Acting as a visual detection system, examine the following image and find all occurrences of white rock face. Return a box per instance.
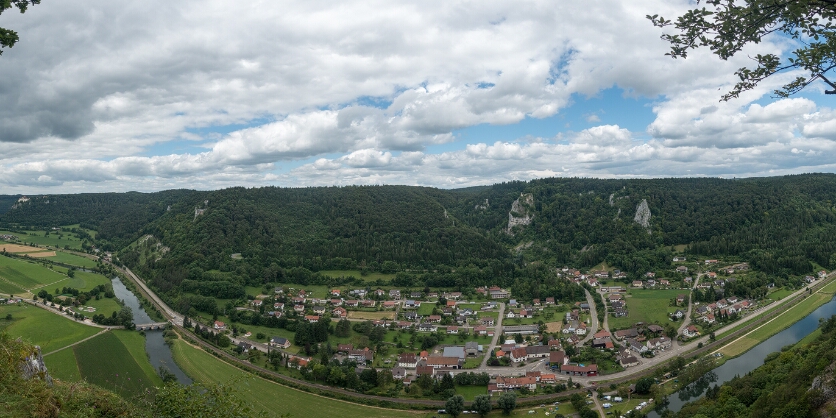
[634,199,651,230]
[506,193,534,235]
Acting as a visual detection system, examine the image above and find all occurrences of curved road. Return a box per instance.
[580,289,598,343]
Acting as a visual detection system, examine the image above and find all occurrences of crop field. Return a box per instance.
[0,254,68,291]
[348,310,395,320]
[0,304,100,354]
[73,331,159,400]
[609,289,682,330]
[170,338,424,418]
[0,243,46,253]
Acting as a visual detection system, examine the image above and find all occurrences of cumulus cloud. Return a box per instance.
[0,0,834,192]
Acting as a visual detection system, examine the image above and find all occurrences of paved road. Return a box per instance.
[580,289,598,343]
[480,302,505,368]
[677,272,702,337]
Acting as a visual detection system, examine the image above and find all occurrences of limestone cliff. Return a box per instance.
[506,193,534,235]
[634,199,651,232]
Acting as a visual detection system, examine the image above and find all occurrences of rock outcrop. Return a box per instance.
[634,199,651,231]
[506,193,534,235]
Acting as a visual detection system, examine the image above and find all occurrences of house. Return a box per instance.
[676,266,688,273]
[819,270,828,279]
[505,310,516,319]
[447,326,459,334]
[418,323,437,332]
[671,309,685,319]
[701,314,716,324]
[647,324,664,334]
[510,347,528,363]
[489,286,510,299]
[425,356,463,369]
[330,298,342,306]
[660,279,671,287]
[533,298,541,306]
[427,315,442,323]
[397,321,413,329]
[331,289,341,297]
[348,348,374,363]
[270,337,291,349]
[608,293,623,302]
[684,276,693,284]
[288,356,309,369]
[617,349,640,367]
[626,338,646,354]
[375,288,386,297]
[274,302,285,310]
[474,325,488,335]
[559,364,598,376]
[398,353,418,368]
[676,294,686,305]
[465,341,479,356]
[213,321,226,330]
[305,315,320,323]
[360,300,376,308]
[480,317,496,326]
[673,256,687,262]
[549,351,568,367]
[645,272,656,278]
[545,297,555,305]
[313,306,326,315]
[337,344,353,353]
[332,307,347,318]
[541,373,557,384]
[383,301,397,309]
[444,292,462,300]
[614,328,638,340]
[442,307,454,316]
[548,339,562,350]
[251,299,263,308]
[705,259,718,265]
[236,342,253,353]
[632,281,644,288]
[389,289,401,300]
[683,325,700,338]
[391,366,406,380]
[404,300,420,309]
[647,337,672,351]
[495,376,537,391]
[416,365,435,376]
[403,311,418,321]
[345,300,360,307]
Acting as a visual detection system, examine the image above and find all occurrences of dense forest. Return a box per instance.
[675,315,836,417]
[2,175,836,305]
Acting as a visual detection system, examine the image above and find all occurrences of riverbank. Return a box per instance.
[718,278,836,358]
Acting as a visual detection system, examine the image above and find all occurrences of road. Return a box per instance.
[480,302,505,368]
[580,289,598,343]
[676,272,702,337]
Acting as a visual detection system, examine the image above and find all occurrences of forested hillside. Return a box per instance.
[2,175,836,304]
[0,195,19,216]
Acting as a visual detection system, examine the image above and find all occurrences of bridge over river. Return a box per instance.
[135,322,168,330]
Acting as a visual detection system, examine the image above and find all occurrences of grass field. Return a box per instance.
[48,251,100,269]
[417,303,436,315]
[0,229,85,249]
[720,279,836,357]
[112,330,164,388]
[63,270,112,291]
[44,346,82,381]
[74,331,158,400]
[170,338,424,418]
[71,297,123,318]
[610,289,682,329]
[0,254,68,292]
[454,384,486,400]
[0,304,100,353]
[767,288,794,301]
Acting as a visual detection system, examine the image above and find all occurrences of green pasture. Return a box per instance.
[170,338,423,418]
[0,254,68,291]
[454,384,486,401]
[44,346,82,381]
[0,304,100,353]
[48,251,100,269]
[70,297,125,319]
[767,288,794,301]
[112,330,164,387]
[609,289,682,330]
[417,303,436,315]
[0,229,85,249]
[73,331,159,400]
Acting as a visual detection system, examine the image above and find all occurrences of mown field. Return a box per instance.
[73,331,160,400]
[0,304,99,353]
[609,289,682,330]
[48,251,100,268]
[0,229,85,249]
[0,254,68,293]
[169,338,425,418]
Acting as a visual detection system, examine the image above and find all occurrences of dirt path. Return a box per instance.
[43,329,109,356]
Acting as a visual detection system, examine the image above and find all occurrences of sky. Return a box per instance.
[1,0,835,194]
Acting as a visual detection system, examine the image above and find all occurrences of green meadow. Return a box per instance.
[48,251,100,269]
[610,289,683,330]
[0,304,99,353]
[170,338,424,418]
[73,331,161,400]
[0,229,85,249]
[0,254,68,292]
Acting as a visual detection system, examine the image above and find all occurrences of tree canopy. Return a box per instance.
[0,1,39,55]
[649,0,836,100]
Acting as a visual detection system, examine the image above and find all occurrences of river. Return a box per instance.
[111,277,192,385]
[648,295,836,417]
